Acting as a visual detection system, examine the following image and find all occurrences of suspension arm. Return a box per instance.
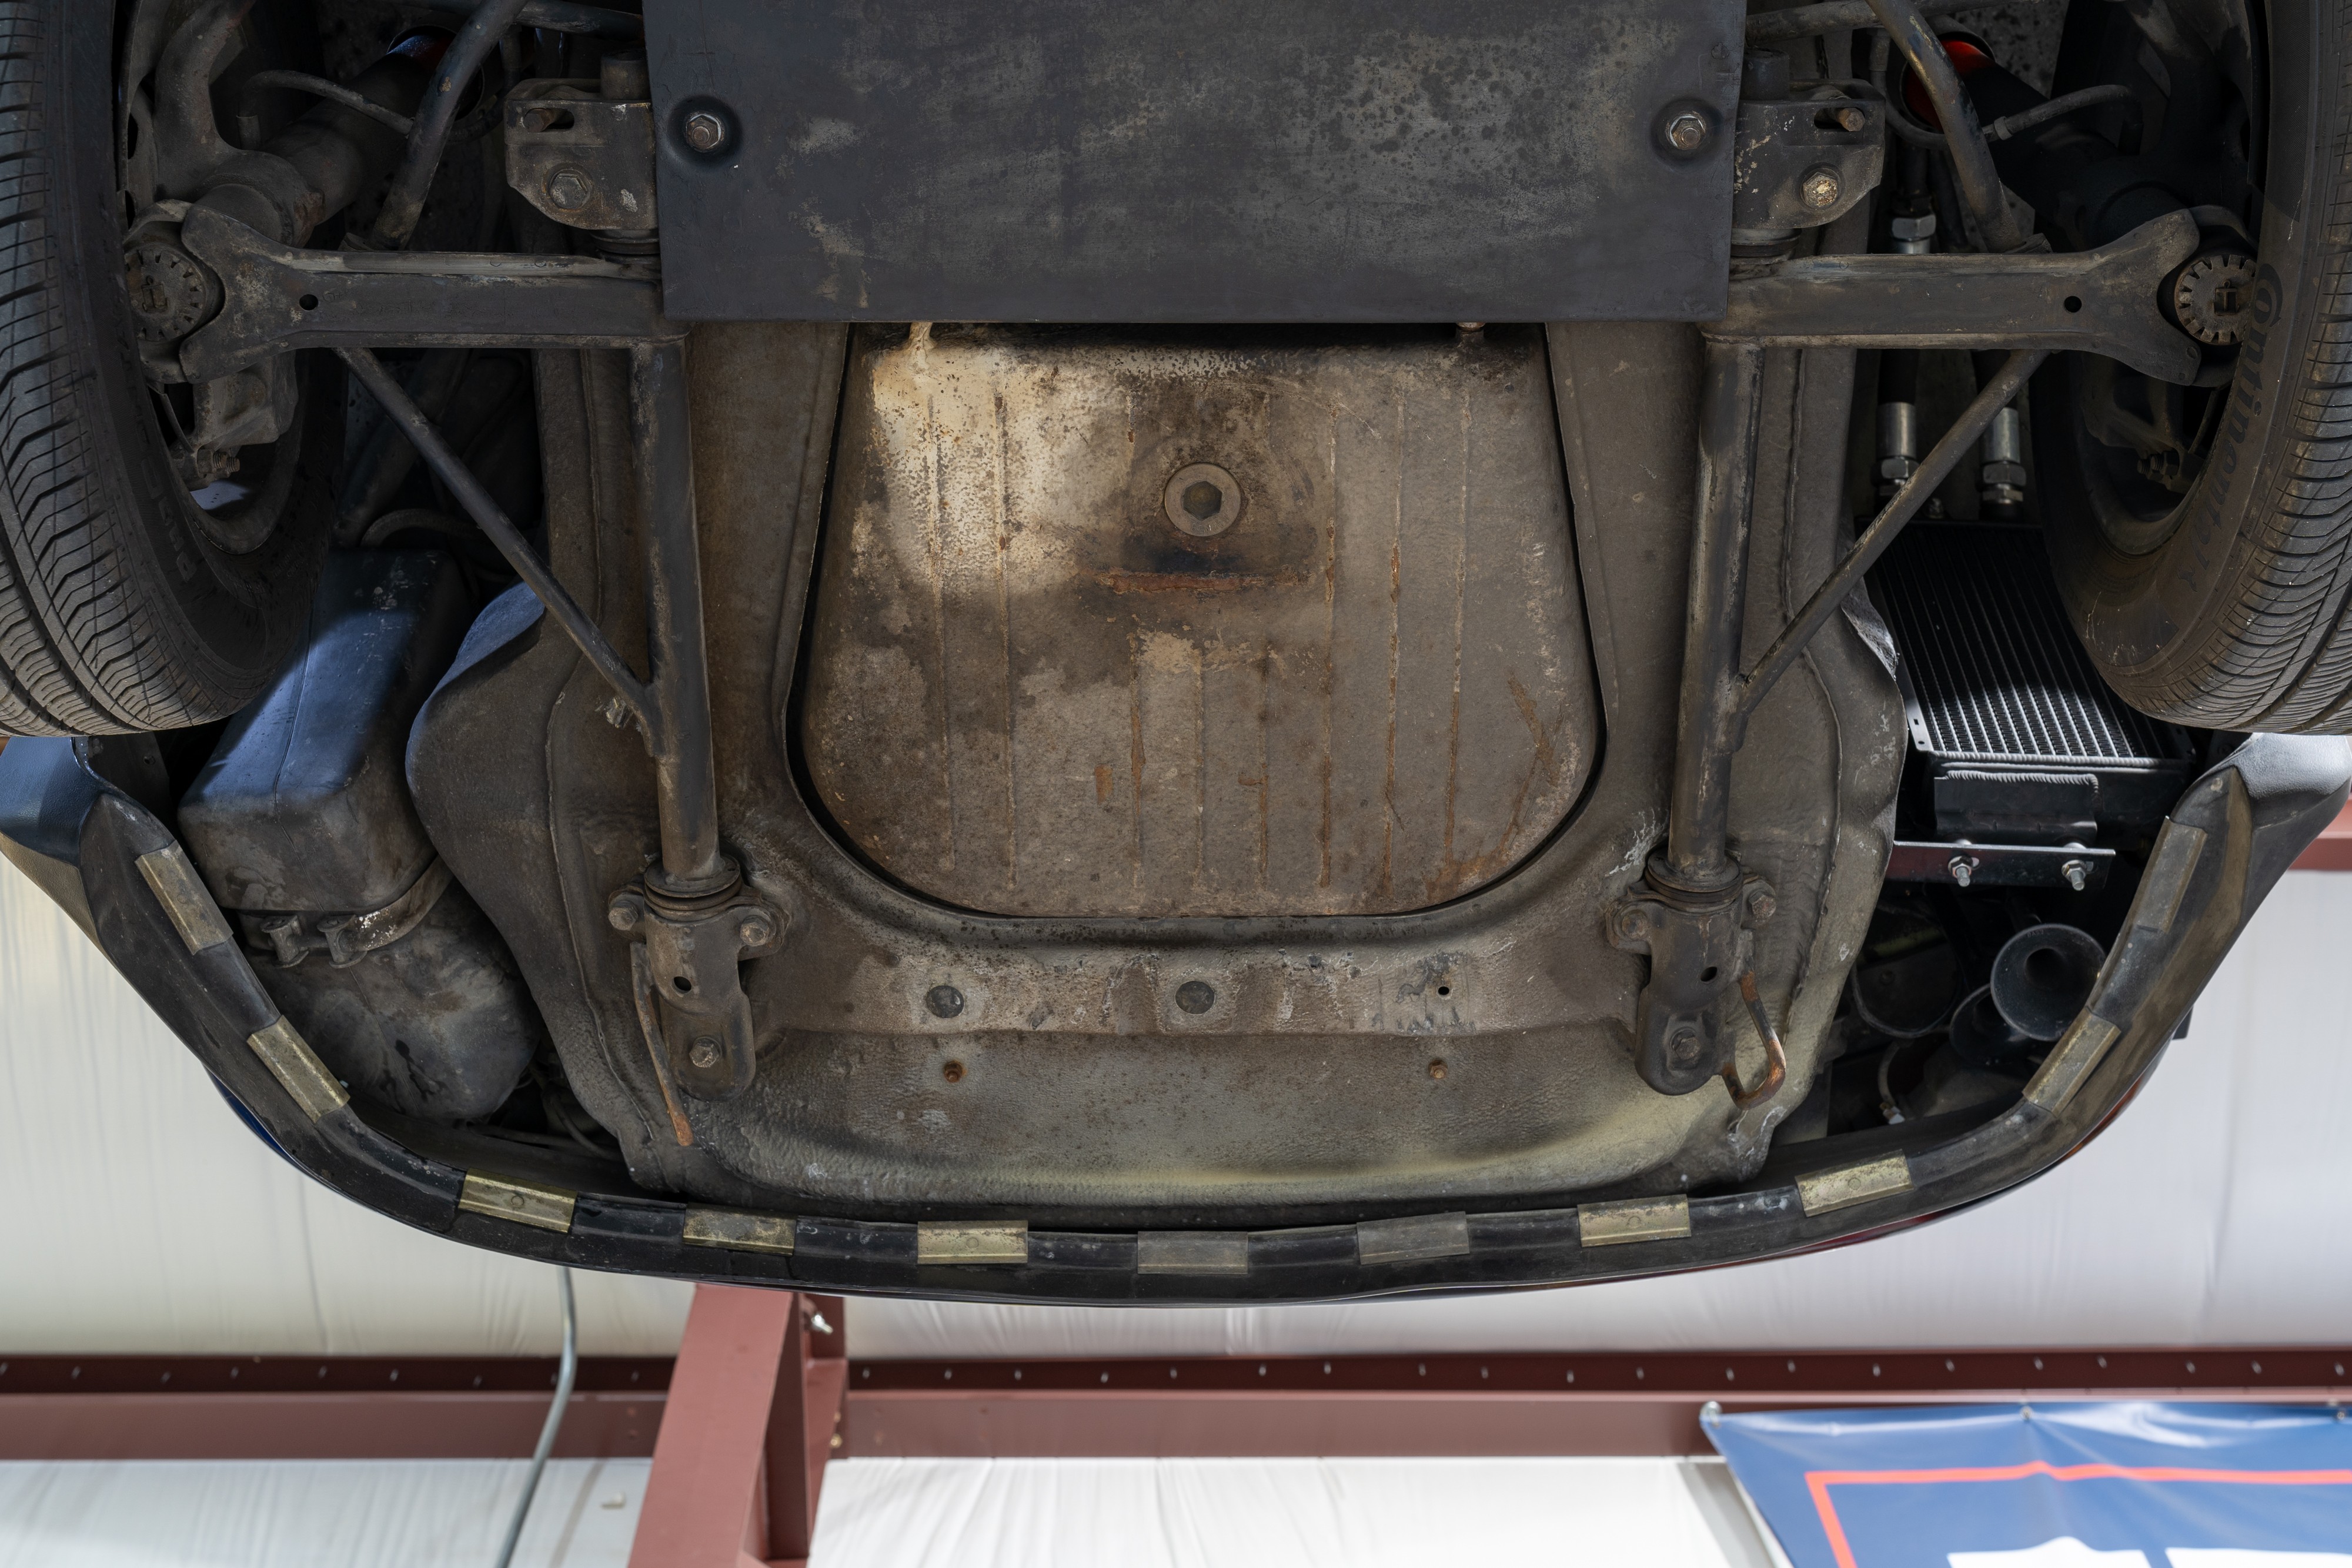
[178,206,677,382]
[1713,209,2203,383]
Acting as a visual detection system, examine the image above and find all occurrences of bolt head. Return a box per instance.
[1800,167,1842,210]
[737,909,776,947]
[1665,111,1709,153]
[1746,885,1776,923]
[1613,905,1650,941]
[544,166,594,211]
[688,1037,722,1069]
[1666,1024,1705,1068]
[683,110,727,152]
[1175,979,1217,1015]
[925,984,965,1019]
[607,899,642,932]
[1838,106,1868,132]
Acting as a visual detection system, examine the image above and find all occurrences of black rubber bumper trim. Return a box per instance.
[1,733,2341,1305]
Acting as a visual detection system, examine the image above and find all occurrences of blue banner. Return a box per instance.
[1707,1403,2352,1568]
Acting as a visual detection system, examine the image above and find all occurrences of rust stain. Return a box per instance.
[996,392,1016,888]
[924,393,955,873]
[1319,414,1338,891]
[1095,764,1114,805]
[1128,630,1144,892]
[1506,672,1564,788]
[1380,399,1402,902]
[1090,569,1301,596]
[1442,392,1468,871]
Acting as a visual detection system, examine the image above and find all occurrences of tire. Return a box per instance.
[2039,0,2352,732]
[0,1,331,737]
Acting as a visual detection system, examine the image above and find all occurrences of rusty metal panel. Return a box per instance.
[797,324,1597,918]
[643,0,1744,322]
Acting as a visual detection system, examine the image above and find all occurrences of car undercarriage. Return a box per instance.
[1,0,2348,1302]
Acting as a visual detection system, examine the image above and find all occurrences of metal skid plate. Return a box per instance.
[643,0,1744,322]
[799,325,1598,918]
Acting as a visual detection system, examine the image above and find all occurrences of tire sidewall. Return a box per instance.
[2044,0,2331,723]
[52,1,330,720]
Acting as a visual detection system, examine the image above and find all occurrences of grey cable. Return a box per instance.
[242,70,415,136]
[494,1267,577,1568]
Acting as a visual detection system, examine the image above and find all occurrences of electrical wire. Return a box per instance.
[493,1267,577,1568]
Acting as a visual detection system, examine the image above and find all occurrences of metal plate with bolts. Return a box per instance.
[643,0,1745,322]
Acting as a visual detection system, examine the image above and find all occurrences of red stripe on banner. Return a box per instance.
[1803,1462,2352,1568]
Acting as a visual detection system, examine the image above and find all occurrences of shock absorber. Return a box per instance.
[1876,145,1933,504]
[1975,350,2029,519]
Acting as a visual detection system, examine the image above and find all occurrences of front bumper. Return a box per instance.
[2,731,2343,1304]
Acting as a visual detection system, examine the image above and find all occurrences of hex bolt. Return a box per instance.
[1665,111,1709,153]
[2061,859,2090,892]
[688,1036,722,1069]
[1745,885,1776,924]
[1175,979,1217,1015]
[607,898,642,932]
[1801,167,1842,211]
[1666,1023,1704,1068]
[925,984,965,1019]
[1836,106,1868,132]
[737,909,776,947]
[1428,1058,1448,1081]
[1613,905,1650,942]
[544,167,594,211]
[1949,855,1977,889]
[683,110,727,152]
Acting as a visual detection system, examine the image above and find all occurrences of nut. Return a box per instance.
[1836,106,1868,132]
[544,166,594,212]
[2061,858,2090,892]
[2172,251,2257,347]
[1664,110,1709,153]
[688,1036,722,1069]
[1800,166,1842,211]
[683,109,727,152]
[1949,855,1977,889]
[1162,463,1242,538]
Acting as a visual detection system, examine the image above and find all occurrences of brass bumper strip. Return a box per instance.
[1355,1212,1472,1266]
[1577,1195,1692,1247]
[457,1171,577,1234]
[137,846,233,954]
[245,1017,350,1121]
[2026,1014,2123,1114]
[682,1208,796,1255]
[1796,1154,1914,1216]
[916,1221,1029,1266]
[1137,1231,1251,1275]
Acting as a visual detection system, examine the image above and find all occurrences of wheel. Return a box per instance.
[0,0,333,737]
[2030,0,2352,732]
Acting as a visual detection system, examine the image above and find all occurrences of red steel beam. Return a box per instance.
[843,1347,2352,1460]
[626,1286,845,1568]
[3,1345,2343,1465]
